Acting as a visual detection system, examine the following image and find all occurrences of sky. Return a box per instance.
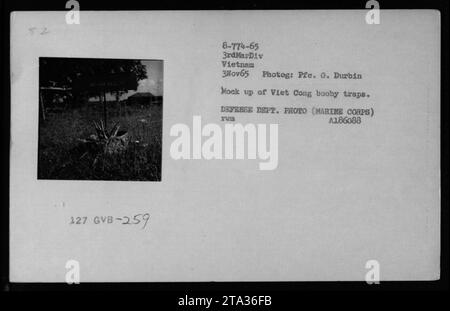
[129,60,163,97]
[90,60,163,101]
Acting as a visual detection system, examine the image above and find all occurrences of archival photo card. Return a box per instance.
[10,10,441,283]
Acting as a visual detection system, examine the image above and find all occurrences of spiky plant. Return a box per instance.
[93,120,121,140]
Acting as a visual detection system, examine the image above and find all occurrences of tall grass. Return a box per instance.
[38,103,162,181]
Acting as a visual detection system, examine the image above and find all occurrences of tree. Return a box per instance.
[39,58,147,128]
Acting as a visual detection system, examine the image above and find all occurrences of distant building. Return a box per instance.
[127,92,162,106]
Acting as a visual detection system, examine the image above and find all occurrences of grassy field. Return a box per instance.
[38,103,162,181]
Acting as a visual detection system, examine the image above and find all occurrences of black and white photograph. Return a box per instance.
[38,57,163,181]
